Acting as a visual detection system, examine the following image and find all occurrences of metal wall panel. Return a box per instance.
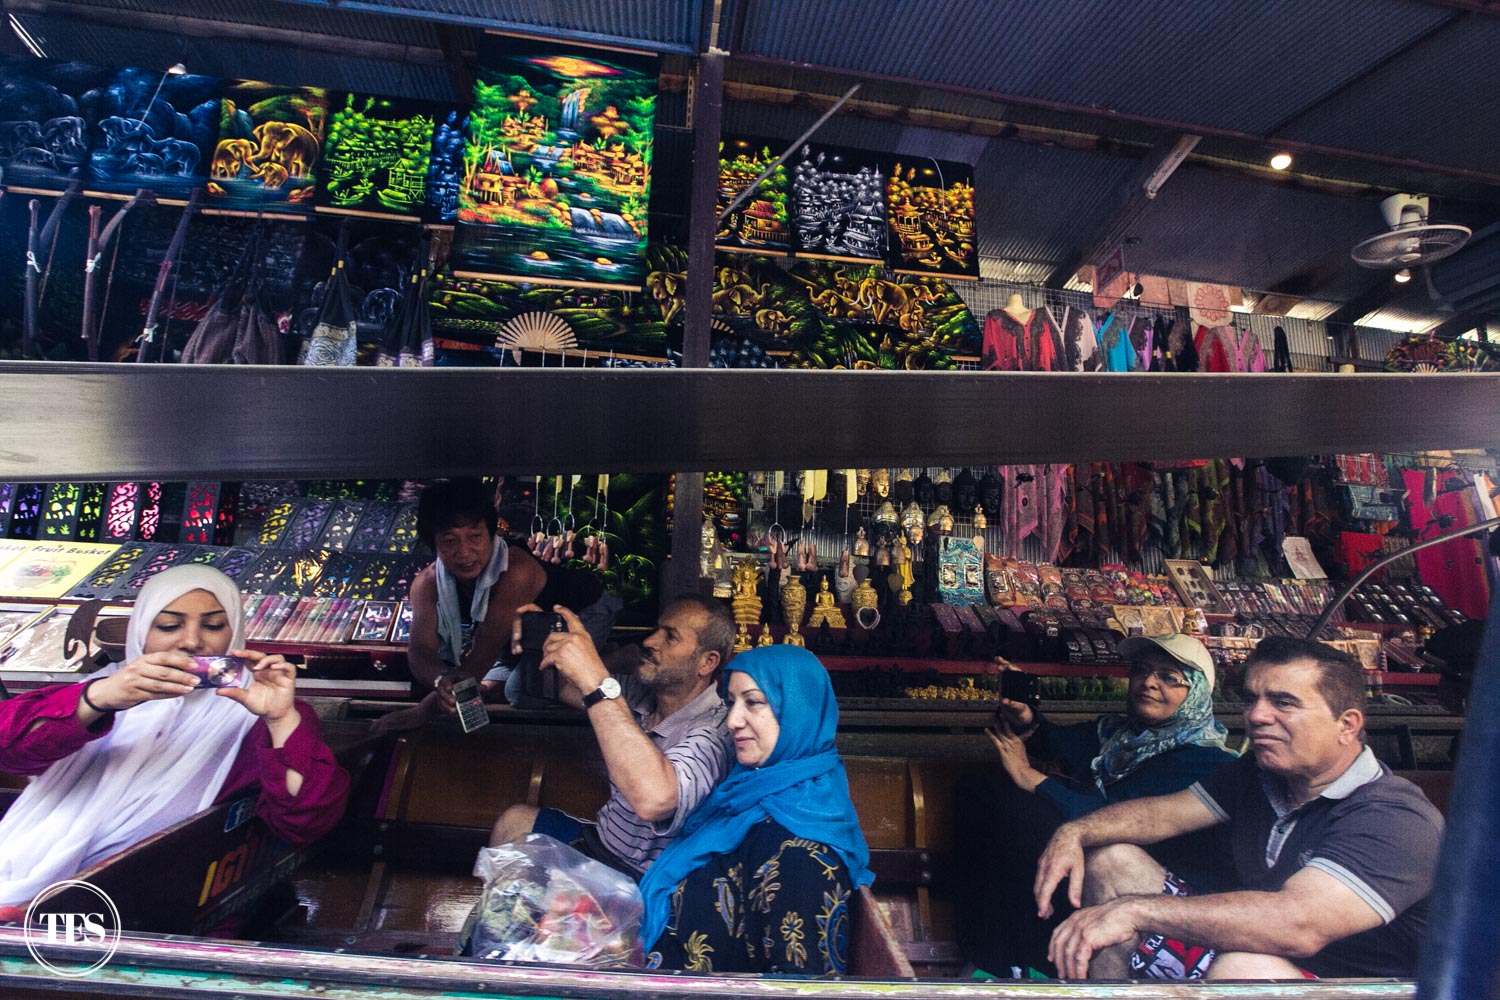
[53,0,457,47]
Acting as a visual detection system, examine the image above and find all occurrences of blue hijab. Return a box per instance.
[637,645,873,951]
[1090,662,1230,794]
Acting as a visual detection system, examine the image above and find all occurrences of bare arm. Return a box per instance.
[407,556,546,709]
[1035,787,1219,917]
[1048,867,1384,978]
[404,568,449,689]
[541,606,680,823]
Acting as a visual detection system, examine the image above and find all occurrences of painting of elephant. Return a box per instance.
[208,82,327,211]
[252,121,319,179]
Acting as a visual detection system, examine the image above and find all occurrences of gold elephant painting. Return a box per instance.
[209,81,328,213]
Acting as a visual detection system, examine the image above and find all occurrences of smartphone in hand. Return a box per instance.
[999,669,1041,711]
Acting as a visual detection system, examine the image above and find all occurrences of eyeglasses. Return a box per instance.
[1126,664,1190,688]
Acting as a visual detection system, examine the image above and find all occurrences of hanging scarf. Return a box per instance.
[638,646,872,951]
[1272,325,1293,372]
[434,536,509,667]
[1091,659,1229,793]
[0,566,258,906]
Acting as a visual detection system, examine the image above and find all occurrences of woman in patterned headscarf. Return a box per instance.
[639,645,872,975]
[955,634,1233,978]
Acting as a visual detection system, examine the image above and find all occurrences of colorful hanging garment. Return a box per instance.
[1097,313,1139,372]
[1202,325,1267,373]
[981,305,1065,371]
[1059,306,1102,372]
[1127,316,1155,372]
[1169,317,1199,372]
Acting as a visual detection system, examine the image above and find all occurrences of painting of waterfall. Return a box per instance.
[451,37,656,290]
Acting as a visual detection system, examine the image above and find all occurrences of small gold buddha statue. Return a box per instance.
[805,575,846,629]
[781,572,807,626]
[756,623,774,647]
[733,620,753,653]
[730,557,763,626]
[782,617,806,647]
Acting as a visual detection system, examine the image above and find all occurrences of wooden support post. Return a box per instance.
[663,46,725,599]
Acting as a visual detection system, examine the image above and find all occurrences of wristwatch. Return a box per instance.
[582,676,622,708]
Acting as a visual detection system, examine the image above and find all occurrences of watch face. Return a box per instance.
[600,677,622,698]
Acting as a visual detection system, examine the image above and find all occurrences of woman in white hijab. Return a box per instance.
[0,565,349,909]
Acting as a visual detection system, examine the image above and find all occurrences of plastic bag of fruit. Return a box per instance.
[463,833,643,968]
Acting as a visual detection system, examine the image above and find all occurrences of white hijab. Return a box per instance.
[0,565,259,905]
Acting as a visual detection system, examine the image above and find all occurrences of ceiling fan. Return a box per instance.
[1351,193,1471,268]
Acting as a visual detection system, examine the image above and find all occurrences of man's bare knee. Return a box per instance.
[489,804,539,846]
[1207,952,1306,980]
[1082,843,1165,907]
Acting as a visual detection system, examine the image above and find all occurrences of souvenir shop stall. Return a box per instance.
[2,2,1500,994]
[0,39,1495,760]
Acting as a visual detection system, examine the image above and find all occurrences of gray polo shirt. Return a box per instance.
[595,674,733,876]
[1191,746,1443,978]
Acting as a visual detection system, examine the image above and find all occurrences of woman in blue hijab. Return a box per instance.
[639,645,872,975]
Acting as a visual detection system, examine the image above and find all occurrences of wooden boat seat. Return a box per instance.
[361,725,1455,978]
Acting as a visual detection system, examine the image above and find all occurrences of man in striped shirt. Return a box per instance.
[490,595,735,878]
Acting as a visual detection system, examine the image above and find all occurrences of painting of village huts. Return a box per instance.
[885,157,978,280]
[316,93,435,220]
[451,38,656,289]
[716,134,791,254]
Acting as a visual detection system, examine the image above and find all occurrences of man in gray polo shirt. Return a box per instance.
[1033,635,1443,980]
[489,595,735,878]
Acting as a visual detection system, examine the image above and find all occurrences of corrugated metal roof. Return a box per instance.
[293,0,700,52]
[13,13,456,101]
[1278,14,1500,176]
[733,0,1456,136]
[56,0,458,48]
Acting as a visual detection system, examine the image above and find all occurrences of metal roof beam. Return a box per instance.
[4,0,450,68]
[1045,133,1200,288]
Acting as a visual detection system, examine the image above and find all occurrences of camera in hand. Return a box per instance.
[999,669,1041,711]
[515,611,569,702]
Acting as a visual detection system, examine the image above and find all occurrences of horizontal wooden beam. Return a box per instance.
[0,364,1496,482]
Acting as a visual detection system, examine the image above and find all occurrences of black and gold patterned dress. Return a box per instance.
[649,817,852,975]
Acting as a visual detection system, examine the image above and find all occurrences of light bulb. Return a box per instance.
[1269,152,1292,171]
[1394,268,1412,283]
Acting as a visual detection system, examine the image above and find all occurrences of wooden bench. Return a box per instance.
[292,720,1454,978]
